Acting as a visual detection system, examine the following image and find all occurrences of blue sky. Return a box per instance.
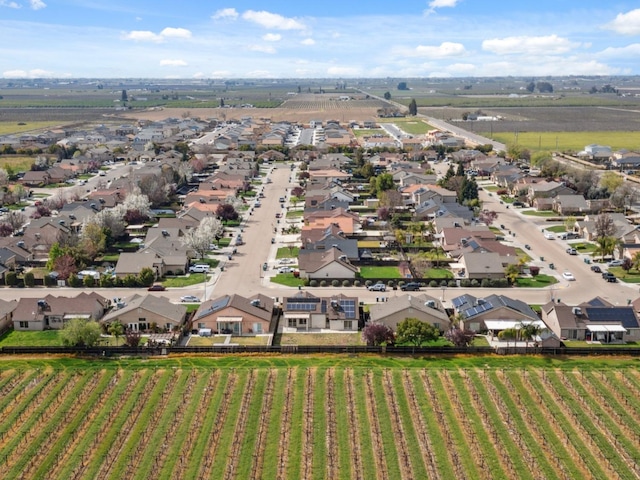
[1,0,640,78]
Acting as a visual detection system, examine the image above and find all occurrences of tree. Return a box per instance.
[80,223,107,259]
[138,267,156,286]
[124,328,142,347]
[107,321,124,343]
[594,235,618,261]
[519,322,543,348]
[478,210,498,226]
[53,254,77,280]
[504,263,520,284]
[599,171,624,194]
[396,318,440,347]
[525,81,535,93]
[397,82,408,90]
[183,216,224,259]
[444,325,475,347]
[383,91,391,100]
[564,215,577,232]
[23,272,35,287]
[408,98,417,116]
[121,90,128,102]
[216,203,239,221]
[0,223,13,237]
[371,173,394,197]
[362,322,395,346]
[536,81,553,93]
[594,213,616,239]
[291,186,305,198]
[61,318,102,347]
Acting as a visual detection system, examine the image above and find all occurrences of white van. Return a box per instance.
[189,264,210,273]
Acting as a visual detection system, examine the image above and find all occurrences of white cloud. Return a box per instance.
[482,35,580,55]
[0,1,20,8]
[426,0,459,14]
[159,27,191,39]
[327,66,361,76]
[246,69,274,78]
[604,9,640,36]
[248,44,276,54]
[263,33,281,42]
[599,43,640,57]
[3,68,54,78]
[301,38,315,46]
[211,8,238,20]
[242,10,305,30]
[211,70,231,78]
[414,42,467,58]
[122,27,191,42]
[160,59,187,66]
[29,0,45,9]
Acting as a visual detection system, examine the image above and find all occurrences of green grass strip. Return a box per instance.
[332,369,354,480]
[285,368,306,480]
[409,370,457,478]
[29,370,116,479]
[388,370,429,479]
[370,370,402,479]
[233,369,269,480]
[312,368,327,480]
[260,369,288,480]
[351,370,378,480]
[0,370,38,418]
[209,370,250,479]
[56,369,140,480]
[182,371,232,479]
[132,370,191,480]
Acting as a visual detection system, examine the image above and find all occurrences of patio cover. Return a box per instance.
[484,320,546,330]
[586,324,627,332]
[217,316,243,323]
[283,312,311,318]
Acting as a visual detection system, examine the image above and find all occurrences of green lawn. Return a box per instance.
[520,210,560,217]
[483,185,500,192]
[514,274,558,288]
[486,130,640,153]
[276,246,299,258]
[162,273,208,287]
[359,266,402,279]
[269,274,305,287]
[608,267,640,283]
[0,329,63,346]
[285,210,303,218]
[218,238,231,247]
[387,118,434,135]
[546,225,566,233]
[424,268,453,279]
[0,121,64,135]
[563,340,640,348]
[276,333,363,346]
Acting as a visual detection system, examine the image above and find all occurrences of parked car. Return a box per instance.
[562,272,575,281]
[367,283,386,292]
[602,272,617,282]
[400,282,421,291]
[608,259,624,267]
[524,244,531,250]
[277,266,294,274]
[590,265,602,273]
[148,284,166,291]
[189,264,210,273]
[180,295,200,303]
[544,232,555,240]
[566,248,577,255]
[512,201,525,207]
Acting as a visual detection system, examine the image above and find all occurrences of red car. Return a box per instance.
[147,284,166,291]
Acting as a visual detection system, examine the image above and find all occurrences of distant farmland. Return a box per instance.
[484,131,640,153]
[1,357,640,479]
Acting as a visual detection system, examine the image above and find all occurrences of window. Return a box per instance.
[253,323,263,334]
[344,320,352,330]
[298,318,307,326]
[19,321,28,329]
[198,323,205,329]
[288,318,297,328]
[433,323,440,330]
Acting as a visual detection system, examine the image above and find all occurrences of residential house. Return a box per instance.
[451,293,540,333]
[456,252,517,280]
[193,293,276,335]
[0,299,16,333]
[301,224,359,260]
[552,195,590,215]
[282,291,359,331]
[527,181,574,205]
[368,294,450,332]
[12,293,108,331]
[297,247,359,280]
[542,297,640,343]
[101,294,186,333]
[114,251,164,279]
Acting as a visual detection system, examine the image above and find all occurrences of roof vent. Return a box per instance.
[572,307,582,316]
[425,300,436,308]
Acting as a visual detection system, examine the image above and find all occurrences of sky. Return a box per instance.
[2,0,640,79]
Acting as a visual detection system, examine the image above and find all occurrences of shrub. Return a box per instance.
[448,280,457,287]
[320,280,328,287]
[100,275,114,288]
[387,280,395,287]
[342,280,351,287]
[353,280,361,287]
[471,279,480,287]
[23,272,35,287]
[123,274,139,288]
[460,279,471,287]
[364,280,373,287]
[331,279,340,287]
[309,279,318,287]
[5,272,17,287]
[398,280,405,287]
[138,267,155,287]
[481,279,491,288]
[174,269,184,276]
[439,280,448,287]
[429,280,438,287]
[44,275,56,287]
[67,273,82,288]
[83,275,95,288]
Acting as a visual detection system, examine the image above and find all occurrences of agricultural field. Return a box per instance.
[0,357,640,479]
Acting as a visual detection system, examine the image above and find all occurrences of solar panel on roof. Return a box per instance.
[452,297,466,308]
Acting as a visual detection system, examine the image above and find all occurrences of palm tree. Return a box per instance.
[594,235,618,262]
[519,322,543,349]
[632,251,640,272]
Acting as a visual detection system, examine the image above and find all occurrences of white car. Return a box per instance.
[562,271,575,281]
[367,283,386,292]
[543,232,555,240]
[180,295,200,303]
[277,266,294,274]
